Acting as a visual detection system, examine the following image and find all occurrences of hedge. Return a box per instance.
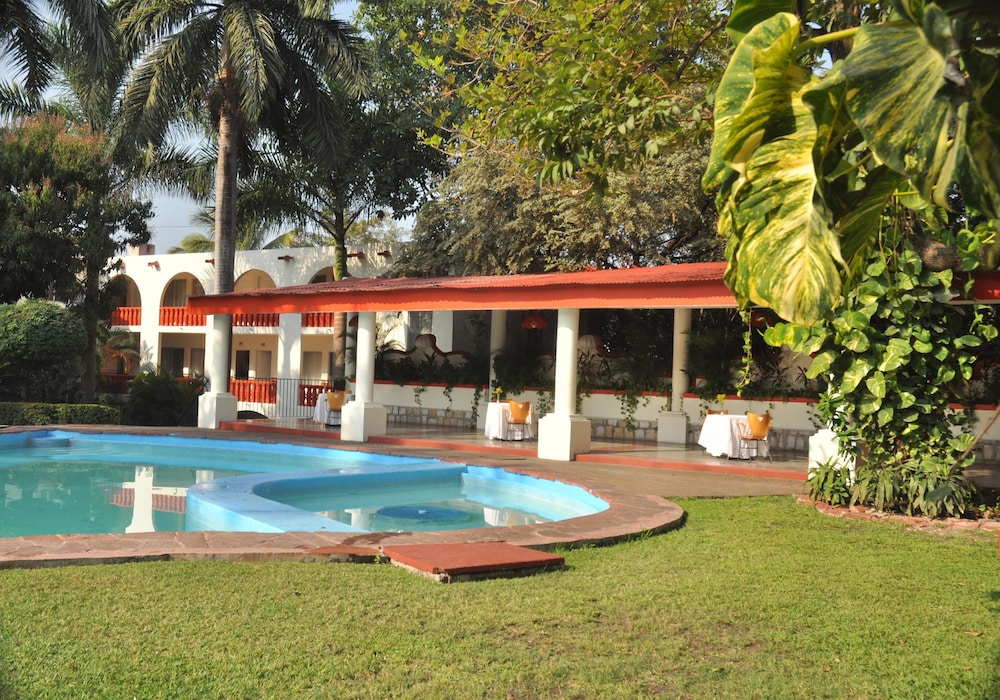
[0,402,121,426]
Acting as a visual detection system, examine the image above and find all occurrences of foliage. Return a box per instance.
[0,114,151,401]
[395,148,722,277]
[807,459,852,507]
[414,0,729,188]
[121,370,206,426]
[766,238,996,517]
[0,0,115,97]
[0,402,120,425]
[0,300,87,402]
[706,1,1000,324]
[0,115,150,303]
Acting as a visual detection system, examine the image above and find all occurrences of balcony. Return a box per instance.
[110,307,141,326]
[302,312,337,328]
[230,378,278,403]
[160,307,207,326]
[233,313,279,327]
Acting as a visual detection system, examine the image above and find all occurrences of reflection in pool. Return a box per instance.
[0,430,608,537]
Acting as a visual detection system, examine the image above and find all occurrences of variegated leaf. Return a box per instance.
[725,0,796,46]
[839,15,957,209]
[718,16,845,324]
[703,14,798,193]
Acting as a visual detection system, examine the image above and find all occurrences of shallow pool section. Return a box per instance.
[188,464,609,534]
[0,430,609,537]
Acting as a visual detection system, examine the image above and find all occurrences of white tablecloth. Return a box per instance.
[697,414,769,459]
[484,402,535,441]
[313,392,351,426]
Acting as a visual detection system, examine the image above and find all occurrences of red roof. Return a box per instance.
[188,263,736,314]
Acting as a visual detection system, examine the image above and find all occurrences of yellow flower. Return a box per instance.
[716,393,727,404]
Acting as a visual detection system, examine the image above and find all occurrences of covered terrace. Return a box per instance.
[187,262,1000,464]
[188,263,736,462]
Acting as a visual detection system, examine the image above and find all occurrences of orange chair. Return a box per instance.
[738,412,772,460]
[706,409,728,415]
[506,401,532,441]
[325,391,347,411]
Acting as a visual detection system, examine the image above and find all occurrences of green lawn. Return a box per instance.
[2,496,998,699]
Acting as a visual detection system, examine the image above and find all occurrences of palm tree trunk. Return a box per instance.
[212,57,239,390]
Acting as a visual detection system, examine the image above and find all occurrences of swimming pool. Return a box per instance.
[0,430,608,538]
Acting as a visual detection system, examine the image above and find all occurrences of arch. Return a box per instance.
[160,273,206,307]
[309,266,334,284]
[235,269,275,293]
[108,274,141,307]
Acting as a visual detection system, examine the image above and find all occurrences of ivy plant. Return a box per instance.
[765,237,997,517]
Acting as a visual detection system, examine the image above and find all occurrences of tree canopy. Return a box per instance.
[409,0,730,188]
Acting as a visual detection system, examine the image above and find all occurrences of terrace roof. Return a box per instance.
[185,262,1000,315]
[187,262,737,314]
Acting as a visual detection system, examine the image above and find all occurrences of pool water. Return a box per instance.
[0,431,608,537]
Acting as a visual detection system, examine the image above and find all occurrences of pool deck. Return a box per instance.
[2,421,997,579]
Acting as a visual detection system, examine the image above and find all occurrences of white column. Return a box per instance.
[658,307,691,444]
[431,310,454,351]
[484,310,507,429]
[198,314,237,428]
[341,311,387,441]
[276,312,302,418]
[537,308,591,461]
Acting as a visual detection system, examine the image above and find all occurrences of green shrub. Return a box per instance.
[0,402,120,425]
[121,370,205,426]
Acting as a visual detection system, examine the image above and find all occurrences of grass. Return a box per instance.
[1,495,998,699]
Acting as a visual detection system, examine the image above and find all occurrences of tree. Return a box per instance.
[705,0,1000,324]
[0,114,151,401]
[114,0,369,390]
[414,0,729,188]
[394,145,721,277]
[0,0,115,97]
[0,299,87,402]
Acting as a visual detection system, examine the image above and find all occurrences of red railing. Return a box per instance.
[299,383,328,407]
[160,307,206,326]
[233,313,279,327]
[302,312,337,328]
[230,378,278,403]
[110,307,141,326]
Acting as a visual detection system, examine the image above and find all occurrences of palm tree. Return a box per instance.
[114,0,367,299]
[1,0,115,98]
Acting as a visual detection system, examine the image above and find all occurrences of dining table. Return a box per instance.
[696,413,768,460]
[484,401,535,441]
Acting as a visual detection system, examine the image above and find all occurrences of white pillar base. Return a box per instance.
[341,401,387,443]
[197,392,238,429]
[657,412,689,445]
[808,428,854,480]
[537,414,591,461]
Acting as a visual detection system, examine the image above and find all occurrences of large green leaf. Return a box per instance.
[725,0,796,46]
[717,15,845,323]
[704,14,797,192]
[839,15,957,208]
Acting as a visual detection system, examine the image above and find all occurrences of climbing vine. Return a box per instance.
[765,237,997,517]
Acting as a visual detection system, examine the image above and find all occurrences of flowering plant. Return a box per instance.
[490,380,504,401]
[715,393,727,405]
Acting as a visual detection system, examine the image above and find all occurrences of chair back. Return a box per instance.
[508,400,531,423]
[745,412,771,439]
[326,391,346,411]
[706,409,728,415]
